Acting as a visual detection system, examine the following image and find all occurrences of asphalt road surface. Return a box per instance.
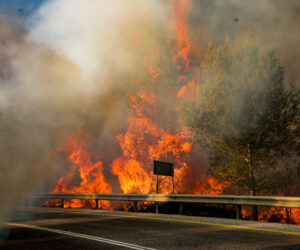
[1,207,300,249]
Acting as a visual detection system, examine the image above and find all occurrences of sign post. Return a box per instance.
[153,160,174,214]
[156,175,159,194]
[172,175,174,194]
[153,160,174,194]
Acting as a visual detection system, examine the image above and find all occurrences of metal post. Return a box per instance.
[236,205,242,220]
[95,199,99,209]
[61,198,64,208]
[134,201,138,212]
[156,174,159,214]
[180,203,184,214]
[172,176,174,194]
[156,175,158,194]
[252,205,258,221]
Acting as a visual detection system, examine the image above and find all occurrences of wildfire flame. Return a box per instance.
[51,132,111,208]
[241,207,300,225]
[44,0,300,226]
[50,0,224,207]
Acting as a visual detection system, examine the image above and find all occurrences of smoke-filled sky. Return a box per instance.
[0,0,299,224]
[0,0,171,223]
[1,0,299,84]
[0,0,46,16]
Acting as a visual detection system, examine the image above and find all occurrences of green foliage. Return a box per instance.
[182,33,300,195]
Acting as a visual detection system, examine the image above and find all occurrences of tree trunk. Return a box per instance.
[285,208,291,224]
[247,144,258,221]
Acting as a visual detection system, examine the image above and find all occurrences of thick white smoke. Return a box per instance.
[30,0,170,83]
[0,0,170,224]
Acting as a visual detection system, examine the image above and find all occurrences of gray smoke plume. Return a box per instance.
[189,0,300,86]
[0,0,170,223]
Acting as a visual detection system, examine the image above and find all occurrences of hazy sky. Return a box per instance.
[0,0,46,16]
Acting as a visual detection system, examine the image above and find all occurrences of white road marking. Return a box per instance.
[6,222,157,250]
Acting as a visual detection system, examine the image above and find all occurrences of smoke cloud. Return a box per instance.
[188,0,300,86]
[0,0,170,222]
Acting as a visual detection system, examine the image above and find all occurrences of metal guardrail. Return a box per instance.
[25,193,300,220]
[27,193,300,208]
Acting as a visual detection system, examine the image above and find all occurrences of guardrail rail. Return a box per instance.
[23,193,300,220]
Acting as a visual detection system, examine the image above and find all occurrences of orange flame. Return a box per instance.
[172,0,201,99]
[51,132,112,208]
[172,0,192,72]
[111,112,193,194]
[50,0,226,209]
[193,177,226,195]
[241,207,300,225]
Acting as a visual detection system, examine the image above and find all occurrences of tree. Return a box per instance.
[181,33,299,220]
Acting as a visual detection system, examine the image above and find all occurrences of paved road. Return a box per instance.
[1,207,300,249]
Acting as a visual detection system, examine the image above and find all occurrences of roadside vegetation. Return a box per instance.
[181,33,300,221]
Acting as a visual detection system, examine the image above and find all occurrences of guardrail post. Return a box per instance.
[95,199,99,209]
[134,201,138,212]
[252,206,258,221]
[61,198,64,208]
[156,203,159,214]
[179,203,184,214]
[236,205,242,220]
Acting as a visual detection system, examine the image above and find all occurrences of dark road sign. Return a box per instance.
[153,161,174,177]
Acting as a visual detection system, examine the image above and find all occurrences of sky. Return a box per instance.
[0,0,47,16]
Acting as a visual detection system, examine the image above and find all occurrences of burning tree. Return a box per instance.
[45,2,298,222]
[182,33,300,220]
[50,0,218,200]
